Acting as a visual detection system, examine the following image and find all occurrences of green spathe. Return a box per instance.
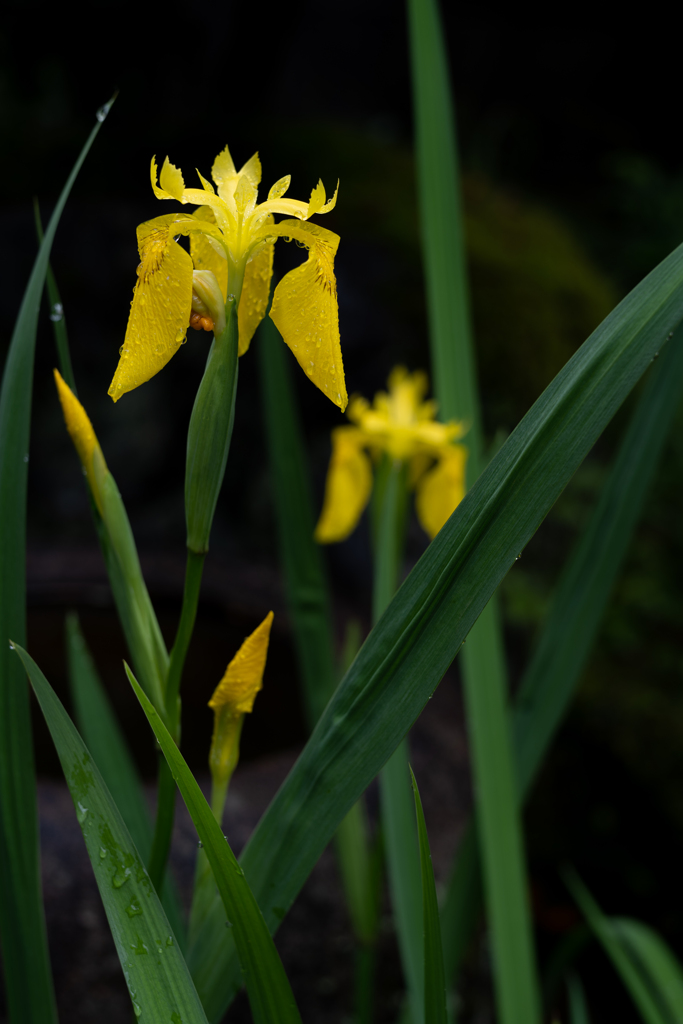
[185,297,239,554]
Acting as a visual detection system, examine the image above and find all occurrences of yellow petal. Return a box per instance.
[155,156,185,200]
[234,173,258,217]
[238,152,262,187]
[54,369,106,512]
[108,217,194,402]
[415,445,468,539]
[190,208,228,299]
[268,174,291,201]
[196,168,215,194]
[238,243,274,355]
[269,219,347,410]
[314,428,372,543]
[208,611,273,716]
[306,179,339,217]
[212,145,237,192]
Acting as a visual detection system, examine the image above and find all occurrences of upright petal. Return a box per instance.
[151,155,185,200]
[238,243,274,356]
[269,219,347,410]
[415,445,468,539]
[314,428,372,543]
[190,208,228,298]
[108,217,194,402]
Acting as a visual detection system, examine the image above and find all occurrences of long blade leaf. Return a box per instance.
[125,663,304,1024]
[66,613,186,946]
[192,238,683,1019]
[440,327,683,979]
[13,643,208,1024]
[411,768,447,1024]
[0,97,113,1024]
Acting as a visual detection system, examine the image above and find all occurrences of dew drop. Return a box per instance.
[126,900,142,918]
[132,1001,142,1018]
[49,303,64,322]
[23,454,29,463]
[76,802,89,824]
[96,101,112,122]
[113,866,131,888]
[165,936,174,947]
[197,841,203,848]
[8,642,15,650]
[99,847,108,859]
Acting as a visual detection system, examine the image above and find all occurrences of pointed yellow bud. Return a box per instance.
[54,370,107,514]
[207,612,273,816]
[209,611,273,716]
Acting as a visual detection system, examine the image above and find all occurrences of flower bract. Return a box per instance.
[109,147,346,409]
[315,367,468,542]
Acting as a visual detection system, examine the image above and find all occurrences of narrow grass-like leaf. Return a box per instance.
[610,919,683,1020]
[406,0,539,1018]
[13,643,207,1024]
[191,240,683,1020]
[440,330,683,981]
[66,613,186,946]
[0,99,113,1024]
[411,768,447,1024]
[564,868,681,1024]
[33,201,76,393]
[257,311,337,727]
[125,663,304,1024]
[566,972,591,1024]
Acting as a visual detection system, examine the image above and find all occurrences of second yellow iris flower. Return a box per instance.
[315,367,468,542]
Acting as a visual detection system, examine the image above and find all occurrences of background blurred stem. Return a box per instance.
[375,458,425,1024]
[407,0,540,1020]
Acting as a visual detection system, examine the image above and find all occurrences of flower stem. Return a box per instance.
[165,549,206,738]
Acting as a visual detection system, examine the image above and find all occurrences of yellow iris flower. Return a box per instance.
[109,146,347,410]
[315,367,468,542]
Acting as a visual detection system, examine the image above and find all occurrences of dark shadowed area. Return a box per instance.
[2,5,683,1021]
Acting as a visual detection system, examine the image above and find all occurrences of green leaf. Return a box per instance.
[257,311,337,727]
[33,200,77,394]
[193,236,683,1021]
[13,642,207,1024]
[564,868,683,1024]
[124,663,304,1024]
[0,98,113,1024]
[411,769,447,1024]
[440,328,683,982]
[566,972,591,1024]
[406,0,539,1017]
[65,613,186,947]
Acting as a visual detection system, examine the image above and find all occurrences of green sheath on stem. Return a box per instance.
[186,297,239,554]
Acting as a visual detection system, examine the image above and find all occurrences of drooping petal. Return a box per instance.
[269,219,347,410]
[414,445,468,539]
[238,242,274,356]
[314,428,372,543]
[190,208,228,298]
[108,216,194,402]
[208,612,273,717]
[54,370,107,512]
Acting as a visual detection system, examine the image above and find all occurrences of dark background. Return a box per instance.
[3,6,683,1021]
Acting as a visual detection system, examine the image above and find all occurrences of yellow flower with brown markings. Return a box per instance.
[315,367,468,542]
[109,146,346,410]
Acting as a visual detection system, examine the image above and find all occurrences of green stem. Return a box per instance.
[148,755,176,894]
[375,459,424,1024]
[165,549,206,737]
[354,942,377,1024]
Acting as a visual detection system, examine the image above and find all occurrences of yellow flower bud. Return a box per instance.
[53,370,107,514]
